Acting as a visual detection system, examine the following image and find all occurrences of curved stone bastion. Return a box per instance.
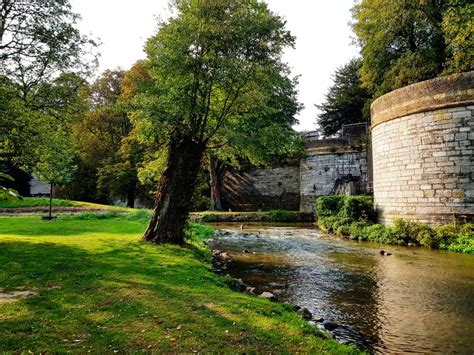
[371,71,474,225]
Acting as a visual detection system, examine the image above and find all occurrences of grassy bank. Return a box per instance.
[0,197,110,209]
[0,214,357,353]
[316,196,474,254]
[191,210,314,223]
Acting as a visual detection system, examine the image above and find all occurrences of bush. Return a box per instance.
[268,210,299,222]
[393,219,436,247]
[348,220,373,240]
[339,196,375,222]
[315,196,345,217]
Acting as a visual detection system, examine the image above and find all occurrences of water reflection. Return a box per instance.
[208,223,474,354]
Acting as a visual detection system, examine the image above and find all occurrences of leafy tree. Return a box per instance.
[316,58,371,137]
[0,173,21,200]
[352,0,473,96]
[71,69,146,207]
[206,75,303,210]
[442,0,474,73]
[133,0,297,244]
[34,128,76,219]
[0,0,97,102]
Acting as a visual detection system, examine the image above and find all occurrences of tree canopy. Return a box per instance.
[352,0,473,96]
[316,58,371,137]
[131,0,299,244]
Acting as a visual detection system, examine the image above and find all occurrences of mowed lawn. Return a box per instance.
[0,216,358,353]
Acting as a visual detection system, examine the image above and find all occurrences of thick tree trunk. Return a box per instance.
[142,134,205,245]
[208,156,224,211]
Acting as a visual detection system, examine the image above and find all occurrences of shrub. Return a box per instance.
[268,210,299,222]
[393,219,436,247]
[339,196,375,222]
[348,220,373,240]
[315,195,472,254]
[315,196,345,217]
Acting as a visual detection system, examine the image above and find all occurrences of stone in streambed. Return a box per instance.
[297,307,312,320]
[323,321,339,331]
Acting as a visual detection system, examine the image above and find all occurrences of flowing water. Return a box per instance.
[208,223,474,354]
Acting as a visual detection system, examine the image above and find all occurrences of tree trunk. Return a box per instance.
[208,156,224,211]
[126,173,137,208]
[142,134,205,245]
[49,182,53,219]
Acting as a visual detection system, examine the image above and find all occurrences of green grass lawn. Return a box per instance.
[0,197,111,209]
[0,215,358,353]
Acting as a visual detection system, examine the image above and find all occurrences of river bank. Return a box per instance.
[208,223,474,353]
[0,215,358,353]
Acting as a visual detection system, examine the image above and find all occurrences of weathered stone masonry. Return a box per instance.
[221,137,369,212]
[299,139,368,212]
[371,72,474,225]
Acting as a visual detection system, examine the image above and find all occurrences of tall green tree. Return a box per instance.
[206,74,303,210]
[352,0,473,96]
[316,59,371,137]
[0,0,97,102]
[133,0,297,244]
[34,128,76,219]
[71,69,145,207]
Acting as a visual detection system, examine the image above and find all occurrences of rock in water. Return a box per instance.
[297,307,312,320]
[323,322,338,331]
[229,278,247,292]
[245,287,256,295]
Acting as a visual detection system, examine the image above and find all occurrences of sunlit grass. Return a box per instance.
[0,215,359,353]
[0,197,113,209]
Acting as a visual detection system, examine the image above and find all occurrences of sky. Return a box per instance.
[70,0,360,132]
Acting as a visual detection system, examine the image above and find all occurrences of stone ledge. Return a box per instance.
[371,71,474,128]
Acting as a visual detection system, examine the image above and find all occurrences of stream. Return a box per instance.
[208,223,474,354]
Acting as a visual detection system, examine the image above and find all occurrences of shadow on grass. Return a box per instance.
[0,239,350,353]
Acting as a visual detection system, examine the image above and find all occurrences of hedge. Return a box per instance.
[315,195,474,254]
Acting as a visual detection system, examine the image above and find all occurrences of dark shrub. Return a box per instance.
[339,196,375,222]
[316,196,345,217]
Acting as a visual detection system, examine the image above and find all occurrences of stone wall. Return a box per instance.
[221,138,370,212]
[221,166,300,211]
[371,71,474,225]
[300,140,368,212]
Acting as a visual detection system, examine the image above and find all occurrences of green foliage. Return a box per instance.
[316,196,345,217]
[339,196,375,222]
[0,0,97,100]
[0,215,356,353]
[268,210,299,222]
[352,0,474,96]
[316,195,374,222]
[316,196,473,253]
[0,173,21,200]
[316,58,371,136]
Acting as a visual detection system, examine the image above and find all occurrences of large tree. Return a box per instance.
[0,0,97,102]
[134,0,297,244]
[316,58,371,137]
[352,0,473,96]
[206,74,303,210]
[71,69,145,207]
